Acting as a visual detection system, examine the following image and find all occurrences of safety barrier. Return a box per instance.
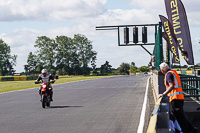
[14,76,27,81]
[180,74,200,101]
[26,76,38,80]
[0,75,58,81]
[0,76,37,81]
[1,77,14,81]
[147,97,162,133]
[147,97,171,133]
[0,76,28,81]
[176,70,195,75]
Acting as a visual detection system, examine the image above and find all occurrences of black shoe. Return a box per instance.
[50,94,53,101]
[50,99,53,101]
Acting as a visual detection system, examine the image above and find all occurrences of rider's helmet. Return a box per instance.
[41,69,48,77]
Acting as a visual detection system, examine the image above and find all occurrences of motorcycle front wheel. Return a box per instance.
[41,94,46,108]
[46,97,50,107]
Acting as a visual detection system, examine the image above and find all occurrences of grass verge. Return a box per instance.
[0,76,110,93]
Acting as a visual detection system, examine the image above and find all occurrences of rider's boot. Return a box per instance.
[39,89,42,101]
[50,92,53,101]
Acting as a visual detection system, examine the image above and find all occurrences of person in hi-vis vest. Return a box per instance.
[159,62,197,133]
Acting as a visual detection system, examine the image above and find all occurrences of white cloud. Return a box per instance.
[0,28,40,72]
[130,0,200,26]
[130,0,165,15]
[96,9,158,25]
[182,0,200,12]
[0,28,39,47]
[187,12,200,26]
[0,0,107,21]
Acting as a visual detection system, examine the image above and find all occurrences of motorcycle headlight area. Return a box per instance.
[42,85,47,88]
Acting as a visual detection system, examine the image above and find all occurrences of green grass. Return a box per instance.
[0,76,109,93]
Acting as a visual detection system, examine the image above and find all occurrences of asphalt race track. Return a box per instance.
[0,75,149,133]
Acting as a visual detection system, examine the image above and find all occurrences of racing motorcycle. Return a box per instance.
[35,81,54,108]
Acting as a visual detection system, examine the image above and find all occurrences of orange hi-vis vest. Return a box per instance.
[165,69,184,102]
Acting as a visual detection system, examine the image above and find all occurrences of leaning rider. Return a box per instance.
[36,69,56,101]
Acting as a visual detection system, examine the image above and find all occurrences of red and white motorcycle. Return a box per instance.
[35,81,54,108]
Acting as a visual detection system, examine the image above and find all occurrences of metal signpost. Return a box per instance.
[96,22,163,70]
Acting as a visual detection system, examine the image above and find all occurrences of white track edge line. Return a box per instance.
[137,76,150,133]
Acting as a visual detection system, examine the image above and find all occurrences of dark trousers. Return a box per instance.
[171,99,194,133]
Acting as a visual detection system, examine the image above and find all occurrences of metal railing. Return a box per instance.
[179,74,200,101]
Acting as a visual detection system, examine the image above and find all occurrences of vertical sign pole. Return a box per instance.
[118,27,120,46]
[159,22,163,69]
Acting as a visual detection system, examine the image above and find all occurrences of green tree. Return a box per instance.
[35,36,57,70]
[25,52,37,74]
[118,63,130,75]
[73,34,96,75]
[186,67,191,70]
[131,62,135,67]
[30,34,97,76]
[0,39,17,76]
[129,62,137,74]
[55,36,75,75]
[91,55,97,75]
[24,65,29,75]
[137,66,150,72]
[100,61,112,75]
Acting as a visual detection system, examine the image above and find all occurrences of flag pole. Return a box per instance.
[194,65,196,76]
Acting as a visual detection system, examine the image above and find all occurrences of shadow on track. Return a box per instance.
[49,105,83,109]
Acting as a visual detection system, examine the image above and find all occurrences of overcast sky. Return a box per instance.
[0,0,200,73]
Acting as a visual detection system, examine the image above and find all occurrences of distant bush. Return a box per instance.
[186,67,191,70]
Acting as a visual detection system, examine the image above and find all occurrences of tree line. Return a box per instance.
[117,62,150,75]
[0,33,151,76]
[25,34,97,75]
